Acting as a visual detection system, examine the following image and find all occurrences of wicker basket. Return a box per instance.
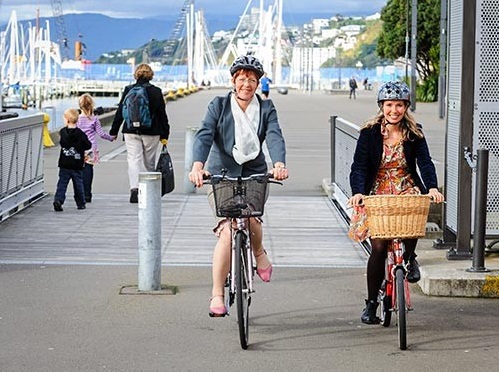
[363,195,431,239]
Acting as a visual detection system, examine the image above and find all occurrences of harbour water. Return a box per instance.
[58,64,191,83]
[41,96,120,131]
[8,96,120,131]
[57,63,386,85]
[3,62,400,131]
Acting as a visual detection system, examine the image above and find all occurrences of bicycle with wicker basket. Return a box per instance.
[204,172,281,349]
[363,194,431,350]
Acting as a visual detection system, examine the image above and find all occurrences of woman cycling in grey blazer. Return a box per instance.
[189,55,288,317]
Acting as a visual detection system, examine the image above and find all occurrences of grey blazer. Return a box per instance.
[193,92,286,177]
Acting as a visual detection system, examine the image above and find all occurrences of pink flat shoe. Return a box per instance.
[255,250,273,282]
[257,264,273,282]
[209,295,227,317]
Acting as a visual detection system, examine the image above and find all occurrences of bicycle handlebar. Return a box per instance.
[357,194,439,206]
[203,173,283,186]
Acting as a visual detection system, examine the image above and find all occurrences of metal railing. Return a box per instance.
[328,115,360,216]
[0,113,45,221]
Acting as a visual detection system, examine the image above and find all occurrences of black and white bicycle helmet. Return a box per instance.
[377,81,411,106]
[230,55,265,79]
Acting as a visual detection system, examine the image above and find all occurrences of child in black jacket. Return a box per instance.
[53,108,92,211]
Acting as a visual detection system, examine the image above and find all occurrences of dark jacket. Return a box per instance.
[58,126,92,170]
[192,91,286,177]
[350,123,438,196]
[110,79,170,140]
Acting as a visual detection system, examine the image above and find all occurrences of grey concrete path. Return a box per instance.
[81,87,497,297]
[1,88,499,371]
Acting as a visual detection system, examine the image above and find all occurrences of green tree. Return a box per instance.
[377,0,440,82]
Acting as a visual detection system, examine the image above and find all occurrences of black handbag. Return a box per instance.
[155,145,175,195]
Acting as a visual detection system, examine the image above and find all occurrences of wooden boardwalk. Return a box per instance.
[1,87,446,269]
[0,193,366,268]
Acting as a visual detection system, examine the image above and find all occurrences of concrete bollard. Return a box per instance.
[184,126,198,193]
[138,172,162,291]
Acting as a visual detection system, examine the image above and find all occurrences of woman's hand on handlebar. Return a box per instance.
[189,161,210,188]
[428,188,444,203]
[348,193,364,207]
[272,162,288,181]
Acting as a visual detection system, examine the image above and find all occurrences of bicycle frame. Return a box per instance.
[206,172,278,349]
[364,194,432,351]
[385,239,412,311]
[228,218,255,306]
[378,238,412,350]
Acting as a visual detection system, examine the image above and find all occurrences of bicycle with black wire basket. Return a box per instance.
[363,194,432,350]
[204,172,282,350]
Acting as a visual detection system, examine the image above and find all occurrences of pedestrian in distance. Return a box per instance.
[53,108,92,212]
[77,93,115,203]
[260,72,272,99]
[188,55,288,317]
[110,63,170,203]
[349,76,358,99]
[348,81,444,324]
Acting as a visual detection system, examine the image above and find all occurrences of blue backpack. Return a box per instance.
[122,83,152,130]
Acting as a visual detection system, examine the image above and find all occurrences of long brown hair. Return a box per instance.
[362,102,423,141]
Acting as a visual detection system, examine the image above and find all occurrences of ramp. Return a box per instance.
[0,194,366,268]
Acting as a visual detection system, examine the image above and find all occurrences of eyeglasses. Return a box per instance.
[235,78,258,85]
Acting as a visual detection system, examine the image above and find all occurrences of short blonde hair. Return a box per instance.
[64,108,79,124]
[134,63,154,81]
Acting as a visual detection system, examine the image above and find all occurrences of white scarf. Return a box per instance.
[231,94,261,165]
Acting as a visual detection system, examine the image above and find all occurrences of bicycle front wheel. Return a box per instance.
[235,230,250,349]
[395,268,407,350]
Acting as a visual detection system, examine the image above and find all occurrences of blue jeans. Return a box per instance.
[54,167,86,207]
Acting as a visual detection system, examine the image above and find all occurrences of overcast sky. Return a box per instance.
[1,0,387,24]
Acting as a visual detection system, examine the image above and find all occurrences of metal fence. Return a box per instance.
[0,114,45,221]
[328,115,360,219]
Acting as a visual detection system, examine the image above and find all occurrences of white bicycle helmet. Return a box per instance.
[230,55,265,79]
[377,81,411,106]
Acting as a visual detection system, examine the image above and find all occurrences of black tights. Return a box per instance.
[366,238,418,301]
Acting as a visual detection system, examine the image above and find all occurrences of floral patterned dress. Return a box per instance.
[371,140,420,196]
[349,140,420,242]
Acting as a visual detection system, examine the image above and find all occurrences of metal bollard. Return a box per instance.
[184,126,198,193]
[467,149,490,273]
[138,172,162,291]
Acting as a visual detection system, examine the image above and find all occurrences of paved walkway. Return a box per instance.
[2,87,498,295]
[1,88,499,371]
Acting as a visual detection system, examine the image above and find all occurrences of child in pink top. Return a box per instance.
[77,93,116,202]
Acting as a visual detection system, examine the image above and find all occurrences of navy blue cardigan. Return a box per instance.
[349,123,438,196]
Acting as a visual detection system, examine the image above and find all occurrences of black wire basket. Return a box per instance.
[210,175,270,218]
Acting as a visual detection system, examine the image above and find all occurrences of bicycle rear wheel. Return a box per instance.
[235,231,250,349]
[395,268,407,350]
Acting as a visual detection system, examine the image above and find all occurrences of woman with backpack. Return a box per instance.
[110,63,170,203]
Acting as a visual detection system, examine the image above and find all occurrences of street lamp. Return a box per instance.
[410,0,417,112]
[337,47,342,89]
